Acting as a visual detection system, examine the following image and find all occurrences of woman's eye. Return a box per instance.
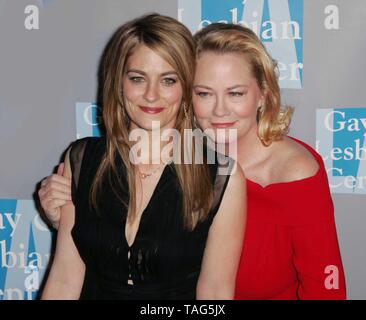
[229,92,245,97]
[129,76,145,83]
[197,92,210,98]
[162,78,177,85]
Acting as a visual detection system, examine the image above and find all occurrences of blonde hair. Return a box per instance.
[194,23,293,146]
[91,13,213,230]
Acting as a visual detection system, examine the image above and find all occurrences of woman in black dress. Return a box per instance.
[40,14,246,300]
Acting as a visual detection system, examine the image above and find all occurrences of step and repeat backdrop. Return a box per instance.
[0,0,365,300]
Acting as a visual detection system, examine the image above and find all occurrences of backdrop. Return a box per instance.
[0,0,365,300]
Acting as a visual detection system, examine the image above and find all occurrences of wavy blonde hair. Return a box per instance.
[194,23,293,146]
[90,14,213,230]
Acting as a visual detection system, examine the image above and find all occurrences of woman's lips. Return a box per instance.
[211,121,237,128]
[139,106,164,114]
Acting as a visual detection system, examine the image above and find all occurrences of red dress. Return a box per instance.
[234,138,347,299]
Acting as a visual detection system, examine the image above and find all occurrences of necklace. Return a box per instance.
[138,164,164,179]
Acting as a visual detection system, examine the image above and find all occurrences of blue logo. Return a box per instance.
[76,102,103,139]
[316,108,366,194]
[178,0,304,89]
[0,199,54,300]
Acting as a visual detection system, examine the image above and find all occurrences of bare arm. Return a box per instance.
[196,163,247,300]
[41,149,85,299]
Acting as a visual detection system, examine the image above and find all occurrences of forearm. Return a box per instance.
[41,267,83,300]
[42,281,80,300]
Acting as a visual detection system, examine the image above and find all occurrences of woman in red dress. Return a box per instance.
[192,23,346,299]
[39,21,346,300]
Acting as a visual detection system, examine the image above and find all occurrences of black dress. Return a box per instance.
[69,136,233,300]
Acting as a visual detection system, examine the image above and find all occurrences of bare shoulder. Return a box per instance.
[274,136,320,182]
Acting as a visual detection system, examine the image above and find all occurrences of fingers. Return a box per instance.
[41,199,63,228]
[44,198,71,212]
[57,162,65,176]
[40,189,72,202]
[48,172,72,186]
[41,175,70,189]
[38,168,73,227]
[38,190,72,218]
[39,195,72,229]
[38,174,72,209]
[40,179,72,196]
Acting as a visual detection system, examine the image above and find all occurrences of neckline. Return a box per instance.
[245,137,322,190]
[123,163,172,249]
[246,168,320,190]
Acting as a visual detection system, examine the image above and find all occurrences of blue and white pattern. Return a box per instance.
[76,102,102,139]
[0,199,54,300]
[316,108,366,194]
[178,0,304,89]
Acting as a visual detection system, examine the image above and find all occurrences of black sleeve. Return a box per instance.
[69,138,89,203]
[209,151,236,216]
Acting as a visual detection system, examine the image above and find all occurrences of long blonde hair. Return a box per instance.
[91,14,213,230]
[194,23,293,146]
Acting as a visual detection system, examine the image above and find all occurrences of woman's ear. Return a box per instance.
[259,80,268,103]
[258,92,266,109]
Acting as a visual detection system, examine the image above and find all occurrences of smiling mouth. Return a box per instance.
[139,106,165,114]
[211,122,237,128]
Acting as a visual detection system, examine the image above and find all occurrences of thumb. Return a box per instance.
[57,162,65,176]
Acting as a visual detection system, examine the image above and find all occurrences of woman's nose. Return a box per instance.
[143,81,160,103]
[213,96,230,117]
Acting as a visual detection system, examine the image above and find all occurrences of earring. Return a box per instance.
[256,105,264,122]
[182,102,190,120]
[258,104,266,115]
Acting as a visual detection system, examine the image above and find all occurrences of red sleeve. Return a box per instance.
[291,217,347,299]
[290,165,347,299]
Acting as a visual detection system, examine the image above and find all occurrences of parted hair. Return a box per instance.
[90,14,213,230]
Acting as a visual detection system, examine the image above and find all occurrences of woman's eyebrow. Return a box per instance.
[193,84,250,90]
[160,71,178,76]
[126,69,178,76]
[227,84,250,90]
[193,85,212,90]
[126,69,146,75]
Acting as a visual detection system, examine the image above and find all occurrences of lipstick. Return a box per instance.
[139,106,164,114]
[211,122,236,128]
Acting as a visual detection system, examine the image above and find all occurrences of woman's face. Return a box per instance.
[123,44,183,132]
[192,51,264,144]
